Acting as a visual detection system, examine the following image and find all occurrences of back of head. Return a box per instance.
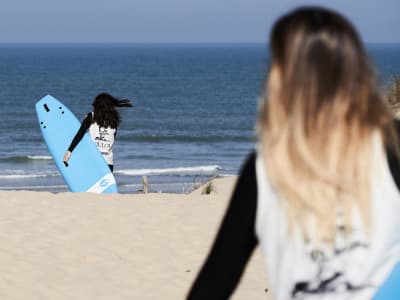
[92,93,132,128]
[259,7,394,243]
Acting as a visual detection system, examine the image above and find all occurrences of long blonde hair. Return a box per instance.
[259,7,395,243]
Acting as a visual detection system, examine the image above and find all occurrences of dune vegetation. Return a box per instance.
[386,75,400,116]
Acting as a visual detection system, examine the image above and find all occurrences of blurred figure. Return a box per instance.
[187,6,400,300]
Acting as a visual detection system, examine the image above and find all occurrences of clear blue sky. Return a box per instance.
[0,0,399,43]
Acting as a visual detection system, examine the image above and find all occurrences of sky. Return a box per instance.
[0,0,399,43]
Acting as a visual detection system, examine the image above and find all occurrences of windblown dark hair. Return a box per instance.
[92,93,133,128]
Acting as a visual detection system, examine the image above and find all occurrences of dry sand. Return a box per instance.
[0,177,270,299]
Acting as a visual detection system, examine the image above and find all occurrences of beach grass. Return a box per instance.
[386,75,400,115]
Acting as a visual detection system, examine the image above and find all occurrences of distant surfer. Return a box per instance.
[63,93,133,172]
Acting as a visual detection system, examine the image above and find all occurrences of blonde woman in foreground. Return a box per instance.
[187,7,400,300]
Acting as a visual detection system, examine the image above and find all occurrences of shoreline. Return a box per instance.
[0,174,235,195]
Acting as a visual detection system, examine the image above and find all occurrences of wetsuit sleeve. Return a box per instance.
[187,151,258,300]
[67,113,92,152]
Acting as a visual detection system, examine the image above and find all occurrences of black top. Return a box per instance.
[67,113,93,153]
[187,137,400,299]
[187,152,258,299]
[67,113,118,153]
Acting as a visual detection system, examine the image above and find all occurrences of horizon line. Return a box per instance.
[0,41,399,45]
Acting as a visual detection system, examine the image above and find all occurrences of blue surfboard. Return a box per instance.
[373,262,400,299]
[35,95,118,193]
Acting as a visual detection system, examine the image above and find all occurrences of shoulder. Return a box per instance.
[87,112,94,120]
[231,150,258,208]
[241,151,257,178]
[81,113,93,128]
[83,112,94,122]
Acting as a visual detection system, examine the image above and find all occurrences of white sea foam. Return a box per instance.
[0,185,66,190]
[116,165,222,176]
[0,174,47,179]
[27,155,52,160]
[0,170,59,179]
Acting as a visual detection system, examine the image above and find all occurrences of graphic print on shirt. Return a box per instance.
[89,122,116,165]
[94,127,113,153]
[291,224,371,299]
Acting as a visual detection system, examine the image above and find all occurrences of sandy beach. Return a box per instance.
[0,177,269,300]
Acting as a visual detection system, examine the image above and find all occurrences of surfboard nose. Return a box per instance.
[35,94,55,112]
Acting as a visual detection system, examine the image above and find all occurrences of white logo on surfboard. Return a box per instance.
[87,174,116,193]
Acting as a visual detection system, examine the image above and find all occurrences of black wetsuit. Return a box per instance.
[67,113,116,172]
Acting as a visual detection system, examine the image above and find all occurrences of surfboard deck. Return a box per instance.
[373,262,400,299]
[35,94,118,193]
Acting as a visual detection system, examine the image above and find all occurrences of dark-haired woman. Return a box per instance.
[187,6,400,300]
[63,93,132,172]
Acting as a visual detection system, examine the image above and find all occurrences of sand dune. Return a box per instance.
[0,177,269,299]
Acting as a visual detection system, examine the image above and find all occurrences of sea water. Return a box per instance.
[0,43,399,193]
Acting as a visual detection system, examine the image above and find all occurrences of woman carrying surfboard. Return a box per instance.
[187,7,400,300]
[63,93,132,172]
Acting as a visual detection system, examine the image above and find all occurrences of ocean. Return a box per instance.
[0,43,399,193]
